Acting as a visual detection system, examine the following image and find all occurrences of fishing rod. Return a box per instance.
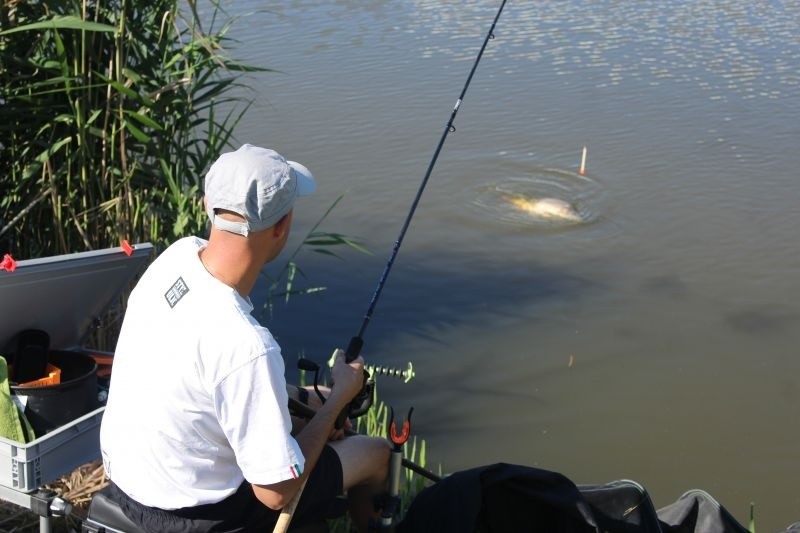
[340,0,509,423]
[276,5,510,532]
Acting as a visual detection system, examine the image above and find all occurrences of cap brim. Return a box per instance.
[288,160,316,197]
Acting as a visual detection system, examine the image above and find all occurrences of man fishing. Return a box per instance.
[100,144,390,532]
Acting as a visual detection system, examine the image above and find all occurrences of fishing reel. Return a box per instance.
[298,337,414,427]
[346,373,376,419]
[297,348,375,427]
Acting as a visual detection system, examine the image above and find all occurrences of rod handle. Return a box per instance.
[334,336,369,428]
[345,336,363,362]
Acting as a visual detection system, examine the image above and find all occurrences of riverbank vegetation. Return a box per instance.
[1,1,432,530]
[1,0,255,258]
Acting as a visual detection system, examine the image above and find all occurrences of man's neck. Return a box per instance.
[200,233,260,298]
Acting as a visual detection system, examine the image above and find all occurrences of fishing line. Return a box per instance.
[341,0,509,418]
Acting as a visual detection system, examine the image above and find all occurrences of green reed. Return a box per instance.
[0,0,260,257]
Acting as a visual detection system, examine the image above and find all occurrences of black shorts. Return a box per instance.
[107,445,345,533]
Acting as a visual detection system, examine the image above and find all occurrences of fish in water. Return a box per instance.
[502,194,582,222]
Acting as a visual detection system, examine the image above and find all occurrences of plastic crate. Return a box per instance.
[0,407,104,492]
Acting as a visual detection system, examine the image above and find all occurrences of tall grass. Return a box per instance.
[0,0,260,258]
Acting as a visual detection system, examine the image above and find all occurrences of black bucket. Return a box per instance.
[11,350,99,436]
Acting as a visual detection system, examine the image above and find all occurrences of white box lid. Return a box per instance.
[0,243,153,352]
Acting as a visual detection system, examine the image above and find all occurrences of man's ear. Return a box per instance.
[273,211,292,237]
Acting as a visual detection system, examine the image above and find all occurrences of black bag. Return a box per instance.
[397,463,751,533]
[579,479,662,532]
[656,489,749,533]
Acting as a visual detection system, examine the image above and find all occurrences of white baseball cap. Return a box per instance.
[203,144,316,236]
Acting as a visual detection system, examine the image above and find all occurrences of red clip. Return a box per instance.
[121,240,134,256]
[1,253,16,272]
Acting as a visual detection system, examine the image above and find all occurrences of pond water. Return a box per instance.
[223,1,799,528]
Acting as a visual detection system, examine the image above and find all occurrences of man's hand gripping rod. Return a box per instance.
[333,337,373,428]
[335,0,508,428]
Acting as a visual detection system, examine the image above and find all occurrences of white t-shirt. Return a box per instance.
[100,236,304,509]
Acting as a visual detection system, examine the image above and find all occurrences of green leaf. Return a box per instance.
[0,16,117,36]
[123,109,163,131]
[106,79,140,100]
[85,109,103,125]
[311,249,340,258]
[121,68,142,84]
[34,137,72,163]
[124,120,150,142]
[53,113,77,124]
[305,232,372,255]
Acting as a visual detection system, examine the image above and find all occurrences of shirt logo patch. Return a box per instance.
[165,277,189,308]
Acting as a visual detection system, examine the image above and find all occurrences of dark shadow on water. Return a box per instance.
[724,308,798,337]
[640,274,689,300]
[252,248,599,379]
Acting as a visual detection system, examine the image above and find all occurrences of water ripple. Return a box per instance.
[407,0,800,101]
